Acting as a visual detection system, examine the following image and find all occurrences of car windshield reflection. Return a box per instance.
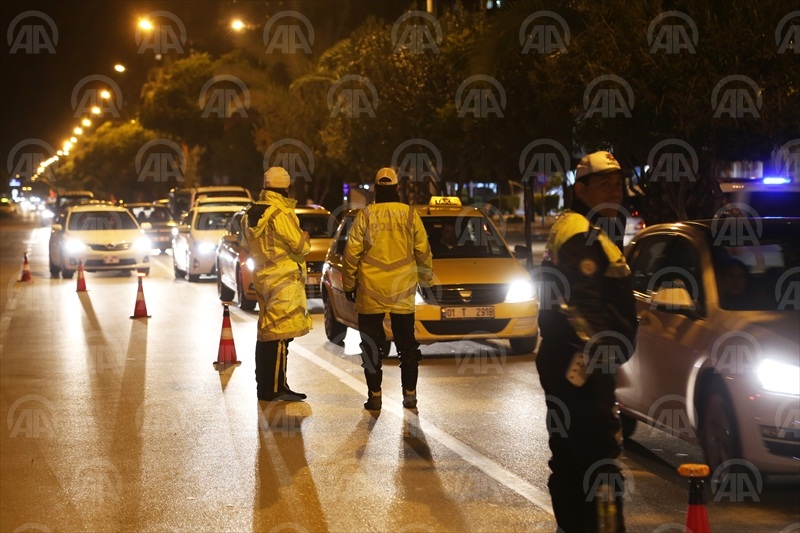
[422,216,511,259]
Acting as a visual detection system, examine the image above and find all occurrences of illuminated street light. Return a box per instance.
[100,89,111,100]
[231,19,246,31]
[82,118,92,127]
[114,64,126,73]
[69,136,78,144]
[73,127,83,135]
[138,19,153,31]
[91,107,101,115]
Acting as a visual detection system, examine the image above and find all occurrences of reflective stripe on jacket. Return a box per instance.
[343,202,433,314]
[242,190,312,341]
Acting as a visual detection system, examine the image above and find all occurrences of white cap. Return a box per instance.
[263,167,291,189]
[575,151,625,180]
[375,167,398,186]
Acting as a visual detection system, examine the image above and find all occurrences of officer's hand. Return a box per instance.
[345,290,357,303]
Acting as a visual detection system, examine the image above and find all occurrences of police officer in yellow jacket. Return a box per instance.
[243,167,312,401]
[343,168,434,410]
[536,151,638,532]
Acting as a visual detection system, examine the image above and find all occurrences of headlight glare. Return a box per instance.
[757,359,800,395]
[505,279,535,303]
[245,258,255,271]
[197,242,216,255]
[64,238,87,254]
[134,236,151,251]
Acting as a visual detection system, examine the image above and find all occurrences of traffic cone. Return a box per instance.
[679,463,711,533]
[214,303,241,370]
[130,275,151,319]
[19,253,31,282]
[76,260,87,292]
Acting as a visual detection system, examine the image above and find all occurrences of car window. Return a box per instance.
[230,213,244,243]
[68,210,138,231]
[661,236,705,311]
[334,215,356,256]
[422,216,511,259]
[627,234,672,294]
[298,213,334,238]
[195,211,233,231]
[128,206,172,224]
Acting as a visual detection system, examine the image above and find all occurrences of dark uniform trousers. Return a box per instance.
[255,338,293,398]
[536,336,626,533]
[357,313,423,393]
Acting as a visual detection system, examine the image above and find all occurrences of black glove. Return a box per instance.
[345,290,356,303]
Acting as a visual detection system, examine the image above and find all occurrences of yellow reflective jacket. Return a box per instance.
[343,202,434,314]
[242,190,312,341]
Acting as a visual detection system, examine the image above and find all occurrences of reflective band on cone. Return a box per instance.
[214,303,241,370]
[130,276,151,319]
[76,260,87,292]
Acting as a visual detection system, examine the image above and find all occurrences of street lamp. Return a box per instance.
[114,64,126,73]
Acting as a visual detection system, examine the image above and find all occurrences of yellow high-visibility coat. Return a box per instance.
[343,202,433,314]
[242,190,312,341]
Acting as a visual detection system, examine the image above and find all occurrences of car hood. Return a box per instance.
[67,229,144,245]
[307,237,332,262]
[190,229,226,243]
[431,257,530,285]
[721,311,800,366]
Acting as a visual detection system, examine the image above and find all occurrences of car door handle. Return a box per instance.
[637,313,650,325]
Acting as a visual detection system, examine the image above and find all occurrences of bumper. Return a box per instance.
[65,252,149,272]
[736,388,800,474]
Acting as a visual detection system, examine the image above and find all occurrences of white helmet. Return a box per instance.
[263,167,291,189]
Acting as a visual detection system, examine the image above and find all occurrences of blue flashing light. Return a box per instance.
[762,177,790,185]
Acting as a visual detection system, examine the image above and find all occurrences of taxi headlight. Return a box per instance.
[197,242,216,255]
[245,258,255,271]
[42,209,54,219]
[133,236,151,251]
[64,238,86,254]
[171,227,179,236]
[505,279,535,303]
[757,359,800,395]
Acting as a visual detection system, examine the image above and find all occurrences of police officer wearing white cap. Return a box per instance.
[536,151,638,531]
[242,166,312,401]
[342,167,434,410]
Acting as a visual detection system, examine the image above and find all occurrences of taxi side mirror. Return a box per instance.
[651,286,699,318]
[51,223,63,232]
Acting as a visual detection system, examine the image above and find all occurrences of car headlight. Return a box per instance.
[41,209,54,219]
[757,359,800,395]
[64,238,87,254]
[196,242,216,255]
[133,236,151,251]
[245,257,255,271]
[171,227,179,236]
[505,279,536,303]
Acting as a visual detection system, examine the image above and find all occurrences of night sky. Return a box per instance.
[0,0,421,183]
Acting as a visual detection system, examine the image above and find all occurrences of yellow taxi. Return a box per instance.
[321,197,539,354]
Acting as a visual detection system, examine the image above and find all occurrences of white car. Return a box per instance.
[49,204,151,278]
[617,218,800,478]
[172,205,240,281]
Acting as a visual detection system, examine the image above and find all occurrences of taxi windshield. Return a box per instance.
[423,216,510,259]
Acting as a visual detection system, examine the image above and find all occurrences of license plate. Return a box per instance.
[441,306,494,319]
[103,255,120,264]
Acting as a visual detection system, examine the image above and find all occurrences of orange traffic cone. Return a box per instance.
[76,260,87,292]
[19,252,32,282]
[679,464,711,533]
[214,303,241,370]
[130,275,151,319]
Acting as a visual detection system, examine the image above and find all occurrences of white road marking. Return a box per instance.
[290,342,555,515]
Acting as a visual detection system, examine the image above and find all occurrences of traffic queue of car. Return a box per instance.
[38,185,799,477]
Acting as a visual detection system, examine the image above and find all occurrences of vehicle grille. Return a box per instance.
[89,243,131,251]
[305,284,322,299]
[84,259,136,267]
[421,319,510,335]
[421,284,508,305]
[307,261,323,273]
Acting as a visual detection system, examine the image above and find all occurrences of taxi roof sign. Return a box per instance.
[429,196,461,207]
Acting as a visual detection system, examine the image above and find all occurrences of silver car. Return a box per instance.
[617,218,800,478]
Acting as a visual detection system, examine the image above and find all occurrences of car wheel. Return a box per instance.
[699,378,742,486]
[62,268,74,279]
[237,268,256,311]
[49,258,60,278]
[620,413,638,439]
[218,272,235,302]
[323,293,347,345]
[186,252,199,282]
[510,334,538,355]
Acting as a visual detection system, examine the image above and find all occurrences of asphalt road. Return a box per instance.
[1,212,798,532]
